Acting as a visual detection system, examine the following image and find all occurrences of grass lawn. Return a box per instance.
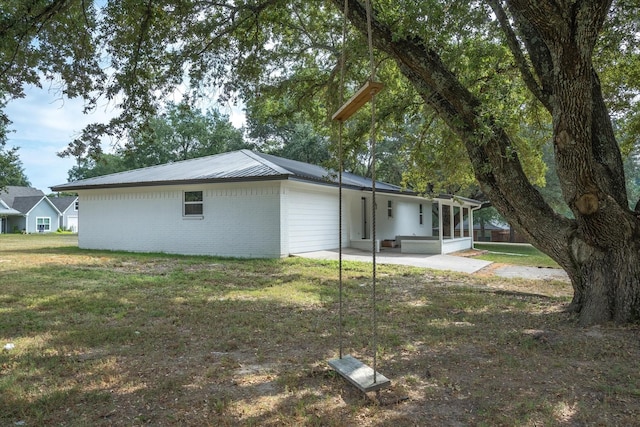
[474,242,561,268]
[1,234,638,426]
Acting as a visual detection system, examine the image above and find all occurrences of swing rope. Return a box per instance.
[332,0,388,391]
[364,0,379,382]
[337,0,348,360]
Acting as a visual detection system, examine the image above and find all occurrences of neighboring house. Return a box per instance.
[473,219,506,242]
[471,219,529,243]
[49,196,79,232]
[50,150,481,258]
[0,186,61,233]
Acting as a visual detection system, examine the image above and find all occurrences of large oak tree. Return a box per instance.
[1,0,639,324]
[335,0,640,325]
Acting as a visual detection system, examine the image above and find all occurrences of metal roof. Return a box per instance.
[50,150,409,194]
[252,151,403,192]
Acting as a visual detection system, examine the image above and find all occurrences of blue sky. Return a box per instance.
[5,85,115,193]
[5,84,245,194]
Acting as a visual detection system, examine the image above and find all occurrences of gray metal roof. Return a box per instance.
[252,151,403,192]
[50,149,408,194]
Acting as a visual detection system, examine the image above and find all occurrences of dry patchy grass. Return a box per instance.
[1,234,638,426]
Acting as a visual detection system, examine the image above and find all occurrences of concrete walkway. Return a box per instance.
[294,248,492,274]
[493,265,569,281]
[293,248,569,280]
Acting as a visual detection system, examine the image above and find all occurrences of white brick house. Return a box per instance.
[51,150,480,258]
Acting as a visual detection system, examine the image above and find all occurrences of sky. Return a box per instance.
[5,84,245,194]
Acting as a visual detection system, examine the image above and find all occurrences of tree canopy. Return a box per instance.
[2,0,640,324]
[64,102,250,180]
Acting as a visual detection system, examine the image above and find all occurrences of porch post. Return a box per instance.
[438,201,443,241]
[449,204,454,239]
[468,207,473,242]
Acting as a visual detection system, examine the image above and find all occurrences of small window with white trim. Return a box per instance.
[387,200,393,218]
[36,217,51,232]
[74,200,79,211]
[183,191,203,216]
[419,204,423,225]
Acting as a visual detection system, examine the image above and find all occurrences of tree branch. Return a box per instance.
[330,0,576,269]
[486,0,552,110]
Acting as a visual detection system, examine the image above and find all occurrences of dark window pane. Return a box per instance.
[185,191,203,202]
[184,204,203,215]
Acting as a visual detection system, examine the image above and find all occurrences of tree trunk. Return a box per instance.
[333,0,640,324]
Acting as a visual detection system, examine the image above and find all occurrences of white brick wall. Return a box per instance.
[77,182,282,258]
[75,179,444,258]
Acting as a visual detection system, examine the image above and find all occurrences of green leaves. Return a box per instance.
[2,0,638,206]
[0,141,30,188]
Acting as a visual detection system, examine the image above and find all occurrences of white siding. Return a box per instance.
[374,196,433,240]
[284,182,341,253]
[77,182,282,258]
[347,192,433,242]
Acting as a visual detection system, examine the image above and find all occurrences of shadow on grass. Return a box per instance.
[1,249,639,426]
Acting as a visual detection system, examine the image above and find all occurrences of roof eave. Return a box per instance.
[50,174,292,192]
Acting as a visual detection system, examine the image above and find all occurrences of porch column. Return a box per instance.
[449,204,454,239]
[438,201,443,241]
[470,206,479,247]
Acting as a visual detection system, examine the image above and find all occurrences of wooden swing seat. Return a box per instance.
[332,80,384,122]
[328,354,391,393]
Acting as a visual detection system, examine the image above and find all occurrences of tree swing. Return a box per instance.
[327,0,391,394]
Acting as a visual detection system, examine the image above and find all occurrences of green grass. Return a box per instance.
[1,234,638,426]
[474,242,560,268]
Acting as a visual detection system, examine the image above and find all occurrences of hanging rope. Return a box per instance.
[330,0,389,393]
[364,0,379,383]
[337,0,349,360]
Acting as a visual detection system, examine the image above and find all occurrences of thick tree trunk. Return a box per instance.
[569,237,640,324]
[333,0,640,324]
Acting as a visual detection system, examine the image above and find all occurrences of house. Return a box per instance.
[474,220,528,243]
[50,150,481,258]
[0,186,61,233]
[49,195,79,232]
[473,219,506,242]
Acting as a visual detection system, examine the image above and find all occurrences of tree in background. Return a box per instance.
[0,103,30,188]
[65,102,250,180]
[0,142,31,188]
[121,101,250,168]
[66,153,127,182]
[2,1,640,324]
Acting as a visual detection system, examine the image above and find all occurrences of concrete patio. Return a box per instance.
[293,247,492,274]
[293,247,570,280]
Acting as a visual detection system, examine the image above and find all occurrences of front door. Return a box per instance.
[361,197,370,239]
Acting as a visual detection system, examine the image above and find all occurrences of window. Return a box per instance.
[74,200,79,211]
[36,217,51,232]
[387,200,393,218]
[419,204,423,225]
[184,191,203,216]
